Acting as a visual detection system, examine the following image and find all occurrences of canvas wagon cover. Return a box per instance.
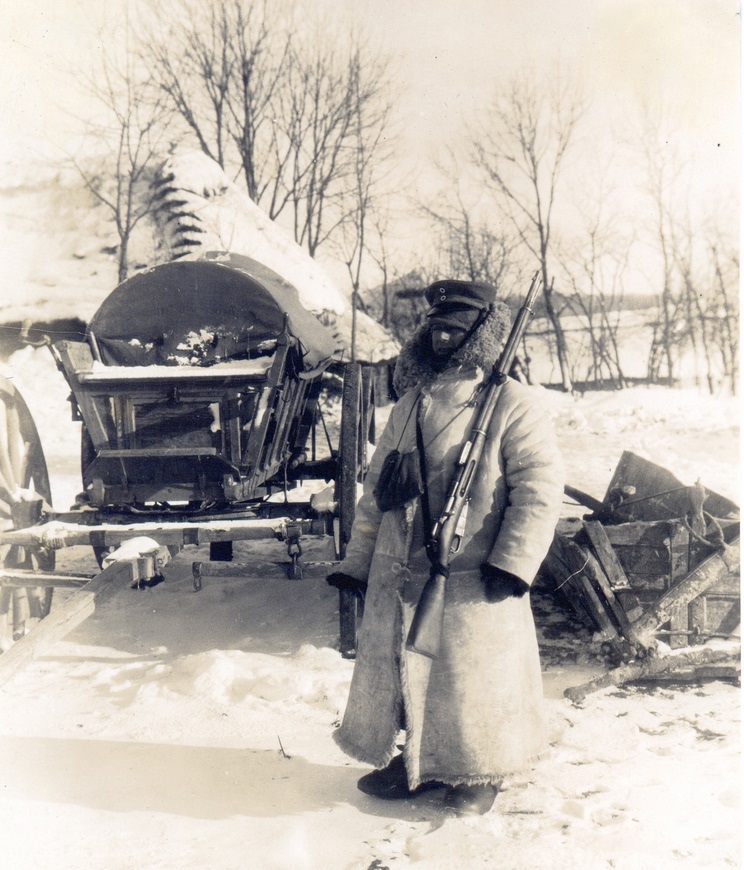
[87,251,340,370]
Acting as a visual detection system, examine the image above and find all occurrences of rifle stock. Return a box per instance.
[405,572,447,658]
[405,272,542,658]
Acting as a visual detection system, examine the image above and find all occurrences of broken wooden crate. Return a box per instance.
[546,451,740,662]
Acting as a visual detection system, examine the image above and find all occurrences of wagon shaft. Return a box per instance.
[0,551,172,687]
[0,516,330,550]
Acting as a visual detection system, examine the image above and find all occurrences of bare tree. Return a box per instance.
[638,110,688,385]
[72,31,173,281]
[140,2,397,261]
[142,0,292,190]
[470,68,586,391]
[329,47,398,360]
[270,36,394,259]
[636,108,738,393]
[142,0,236,169]
[423,192,514,287]
[709,234,739,394]
[670,213,739,395]
[558,169,634,388]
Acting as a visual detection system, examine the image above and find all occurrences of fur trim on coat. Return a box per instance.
[392,300,511,397]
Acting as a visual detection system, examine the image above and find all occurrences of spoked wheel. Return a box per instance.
[0,375,55,652]
[335,363,374,657]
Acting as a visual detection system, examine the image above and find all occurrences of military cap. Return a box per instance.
[424,279,497,313]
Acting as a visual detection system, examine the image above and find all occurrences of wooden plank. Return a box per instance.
[668,523,691,648]
[0,560,135,686]
[668,523,690,586]
[544,535,622,643]
[603,521,674,547]
[632,537,740,641]
[603,522,680,588]
[583,521,644,622]
[581,524,642,645]
[602,452,739,522]
[99,448,217,457]
[622,570,670,592]
[689,594,741,639]
[54,341,110,450]
[77,359,273,382]
[565,643,741,703]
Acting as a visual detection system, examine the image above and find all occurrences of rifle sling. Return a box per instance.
[415,378,506,580]
[414,413,440,572]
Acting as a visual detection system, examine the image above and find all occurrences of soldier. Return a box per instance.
[328,279,564,816]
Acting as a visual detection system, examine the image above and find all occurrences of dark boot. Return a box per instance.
[442,783,498,816]
[357,755,443,800]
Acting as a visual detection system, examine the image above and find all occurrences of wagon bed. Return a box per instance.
[1,252,377,665]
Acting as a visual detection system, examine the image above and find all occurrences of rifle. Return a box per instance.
[405,271,543,659]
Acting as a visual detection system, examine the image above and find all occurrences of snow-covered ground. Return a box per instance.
[0,153,740,870]
[0,343,739,870]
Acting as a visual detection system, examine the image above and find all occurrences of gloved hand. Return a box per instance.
[480,563,530,603]
[326,572,368,596]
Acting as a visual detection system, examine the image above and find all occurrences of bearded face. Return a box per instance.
[430,325,469,357]
[428,305,482,361]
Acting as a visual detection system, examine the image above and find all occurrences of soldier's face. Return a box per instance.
[428,306,481,357]
[430,326,468,357]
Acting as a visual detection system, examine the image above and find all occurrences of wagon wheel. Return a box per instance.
[0,375,55,651]
[334,363,372,657]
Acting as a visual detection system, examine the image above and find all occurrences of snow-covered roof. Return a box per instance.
[154,150,400,365]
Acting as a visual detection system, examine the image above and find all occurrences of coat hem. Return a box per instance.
[407,747,548,790]
[332,726,397,770]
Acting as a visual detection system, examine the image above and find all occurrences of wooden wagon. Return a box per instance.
[0,252,377,664]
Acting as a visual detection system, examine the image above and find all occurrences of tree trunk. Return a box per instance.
[542,276,573,392]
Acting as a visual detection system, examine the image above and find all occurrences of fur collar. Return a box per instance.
[392,301,512,397]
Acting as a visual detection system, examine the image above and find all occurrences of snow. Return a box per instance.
[156,150,350,319]
[154,150,400,364]
[0,343,739,870]
[0,148,399,363]
[0,150,740,870]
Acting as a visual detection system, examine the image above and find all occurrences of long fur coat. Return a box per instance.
[334,302,564,788]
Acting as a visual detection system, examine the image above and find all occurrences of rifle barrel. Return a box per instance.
[406,270,542,658]
[491,271,542,384]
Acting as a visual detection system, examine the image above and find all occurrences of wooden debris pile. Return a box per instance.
[544,451,740,701]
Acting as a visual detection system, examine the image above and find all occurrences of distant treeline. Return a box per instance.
[503,291,660,318]
[395,286,660,319]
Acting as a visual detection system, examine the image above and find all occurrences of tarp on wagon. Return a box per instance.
[86,251,342,371]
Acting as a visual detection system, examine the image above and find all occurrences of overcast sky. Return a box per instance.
[0,0,739,297]
[1,0,738,164]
